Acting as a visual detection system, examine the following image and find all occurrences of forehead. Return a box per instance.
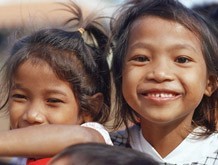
[14,59,53,78]
[15,58,49,71]
[130,16,191,36]
[127,16,202,53]
[12,59,73,92]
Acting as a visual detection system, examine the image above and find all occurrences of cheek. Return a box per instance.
[122,67,144,91]
[9,107,21,129]
[181,68,208,105]
[47,107,82,125]
[122,67,143,106]
[122,68,134,96]
[183,67,208,91]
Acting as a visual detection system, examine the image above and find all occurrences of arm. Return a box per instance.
[0,124,105,157]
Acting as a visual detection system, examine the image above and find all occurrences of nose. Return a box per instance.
[146,60,174,83]
[22,102,46,125]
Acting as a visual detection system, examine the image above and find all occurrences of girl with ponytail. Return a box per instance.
[0,1,112,164]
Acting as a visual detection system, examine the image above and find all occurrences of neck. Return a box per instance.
[140,119,193,158]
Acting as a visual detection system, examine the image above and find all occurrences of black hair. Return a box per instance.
[192,3,218,27]
[49,143,159,165]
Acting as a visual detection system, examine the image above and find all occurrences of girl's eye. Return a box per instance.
[47,98,64,103]
[175,56,191,63]
[11,94,27,99]
[132,56,149,62]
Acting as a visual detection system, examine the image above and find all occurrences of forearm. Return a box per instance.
[0,124,105,157]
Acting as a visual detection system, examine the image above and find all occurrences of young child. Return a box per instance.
[110,0,218,164]
[48,142,158,165]
[0,2,112,164]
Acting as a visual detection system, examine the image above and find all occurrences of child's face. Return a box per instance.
[9,60,83,129]
[122,16,213,126]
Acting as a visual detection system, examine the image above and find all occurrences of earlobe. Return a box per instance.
[204,76,218,96]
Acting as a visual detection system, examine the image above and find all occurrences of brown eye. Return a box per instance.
[12,94,26,99]
[47,98,64,103]
[175,56,191,63]
[133,56,149,62]
[11,94,27,102]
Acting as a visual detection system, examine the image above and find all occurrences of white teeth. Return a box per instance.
[147,93,174,98]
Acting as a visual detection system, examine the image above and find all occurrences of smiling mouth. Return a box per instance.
[145,93,177,98]
[140,91,181,102]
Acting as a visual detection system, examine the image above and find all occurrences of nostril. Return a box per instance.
[23,111,45,125]
[146,69,174,83]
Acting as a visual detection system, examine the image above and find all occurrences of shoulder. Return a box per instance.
[191,127,218,143]
[186,128,218,164]
[81,122,113,145]
[199,133,218,164]
[81,122,106,130]
[206,131,218,146]
[188,127,218,149]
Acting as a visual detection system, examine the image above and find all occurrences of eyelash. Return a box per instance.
[47,98,64,103]
[131,55,150,62]
[130,55,192,64]
[175,56,192,63]
[11,94,27,99]
[11,94,64,104]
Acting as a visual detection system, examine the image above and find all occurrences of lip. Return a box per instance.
[138,89,182,103]
[17,121,35,128]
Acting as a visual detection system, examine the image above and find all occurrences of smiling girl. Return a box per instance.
[110,0,218,164]
[0,2,112,164]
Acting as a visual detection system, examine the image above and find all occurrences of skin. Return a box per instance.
[0,124,104,157]
[9,60,83,128]
[122,16,214,157]
[0,59,105,157]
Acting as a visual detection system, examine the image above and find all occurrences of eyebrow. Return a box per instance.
[11,83,24,90]
[11,83,68,96]
[168,44,199,53]
[129,42,199,53]
[129,42,151,50]
[45,89,68,97]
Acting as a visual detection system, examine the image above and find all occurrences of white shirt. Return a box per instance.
[130,125,218,165]
[81,122,113,145]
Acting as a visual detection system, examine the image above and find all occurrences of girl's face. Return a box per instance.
[122,16,213,126]
[9,60,83,129]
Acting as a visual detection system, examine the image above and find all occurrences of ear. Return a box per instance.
[204,75,218,96]
[90,92,104,111]
[82,92,104,122]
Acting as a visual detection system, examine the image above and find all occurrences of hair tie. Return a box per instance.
[78,28,85,35]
